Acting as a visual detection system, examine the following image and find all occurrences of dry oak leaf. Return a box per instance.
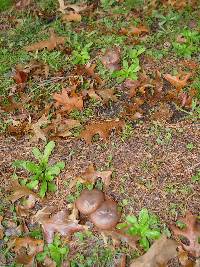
[171,212,200,257]
[13,69,28,85]
[31,115,49,142]
[163,72,191,92]
[0,216,4,239]
[53,89,83,113]
[101,47,121,71]
[37,210,87,243]
[58,0,88,13]
[45,114,81,138]
[80,120,125,144]
[25,30,65,52]
[129,25,149,35]
[81,163,112,188]
[98,89,118,103]
[62,12,81,22]
[10,181,38,203]
[130,235,178,267]
[12,237,44,267]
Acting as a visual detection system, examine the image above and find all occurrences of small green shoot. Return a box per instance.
[36,234,69,266]
[12,141,65,198]
[117,208,161,251]
[192,170,200,183]
[70,43,93,65]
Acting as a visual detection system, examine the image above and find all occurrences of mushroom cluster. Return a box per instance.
[75,189,120,230]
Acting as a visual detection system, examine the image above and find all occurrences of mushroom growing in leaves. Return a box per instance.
[90,200,120,230]
[75,189,105,215]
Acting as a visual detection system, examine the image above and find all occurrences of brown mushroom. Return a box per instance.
[75,189,104,215]
[90,200,120,230]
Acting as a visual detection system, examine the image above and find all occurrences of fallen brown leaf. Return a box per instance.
[37,209,87,243]
[101,47,121,71]
[25,29,65,52]
[171,212,200,257]
[80,120,125,144]
[151,103,173,122]
[53,89,83,113]
[129,25,149,35]
[130,236,178,267]
[98,88,118,103]
[163,72,191,92]
[12,237,44,267]
[62,12,81,22]
[31,115,49,142]
[10,181,38,203]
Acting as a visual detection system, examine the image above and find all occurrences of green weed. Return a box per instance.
[192,170,200,183]
[36,234,69,267]
[12,141,65,198]
[117,208,161,251]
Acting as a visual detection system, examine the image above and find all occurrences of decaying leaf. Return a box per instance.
[101,47,121,71]
[103,229,138,249]
[98,89,118,103]
[10,181,38,203]
[163,72,191,92]
[0,216,4,239]
[25,30,65,52]
[129,25,149,35]
[171,212,200,257]
[151,103,173,122]
[45,114,81,138]
[12,237,44,267]
[130,236,178,267]
[80,120,125,144]
[58,0,87,14]
[62,12,81,22]
[13,68,28,87]
[31,115,49,142]
[37,209,87,243]
[53,89,83,113]
[82,163,112,188]
[0,95,23,112]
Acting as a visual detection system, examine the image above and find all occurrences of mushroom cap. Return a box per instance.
[75,189,104,215]
[90,200,120,230]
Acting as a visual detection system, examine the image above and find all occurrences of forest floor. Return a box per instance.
[0,0,200,266]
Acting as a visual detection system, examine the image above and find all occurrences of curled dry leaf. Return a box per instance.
[10,181,38,203]
[45,114,81,138]
[80,120,125,144]
[31,115,49,142]
[53,89,83,113]
[81,163,112,188]
[13,68,28,86]
[62,12,81,22]
[101,47,121,71]
[0,216,4,239]
[163,72,191,92]
[25,30,65,52]
[70,163,112,189]
[102,229,138,249]
[58,0,88,13]
[37,209,87,243]
[98,89,118,103]
[12,237,44,267]
[171,212,200,257]
[130,235,178,267]
[129,25,149,35]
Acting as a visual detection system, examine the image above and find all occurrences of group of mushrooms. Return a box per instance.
[75,189,120,230]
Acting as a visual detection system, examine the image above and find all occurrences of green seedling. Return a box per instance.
[112,46,145,82]
[173,29,199,58]
[192,170,200,183]
[37,234,69,266]
[12,141,65,198]
[71,43,93,65]
[117,208,161,251]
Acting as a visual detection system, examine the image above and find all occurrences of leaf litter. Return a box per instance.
[1,0,200,266]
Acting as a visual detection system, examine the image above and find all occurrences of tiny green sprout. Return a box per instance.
[117,208,161,251]
[192,171,200,183]
[37,234,69,267]
[176,220,186,229]
[186,143,195,151]
[12,141,65,198]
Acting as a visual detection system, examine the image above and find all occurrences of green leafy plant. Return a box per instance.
[192,170,200,183]
[117,208,161,251]
[173,29,199,58]
[36,234,69,266]
[71,43,93,65]
[12,141,65,198]
[112,46,145,82]
[100,0,116,10]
